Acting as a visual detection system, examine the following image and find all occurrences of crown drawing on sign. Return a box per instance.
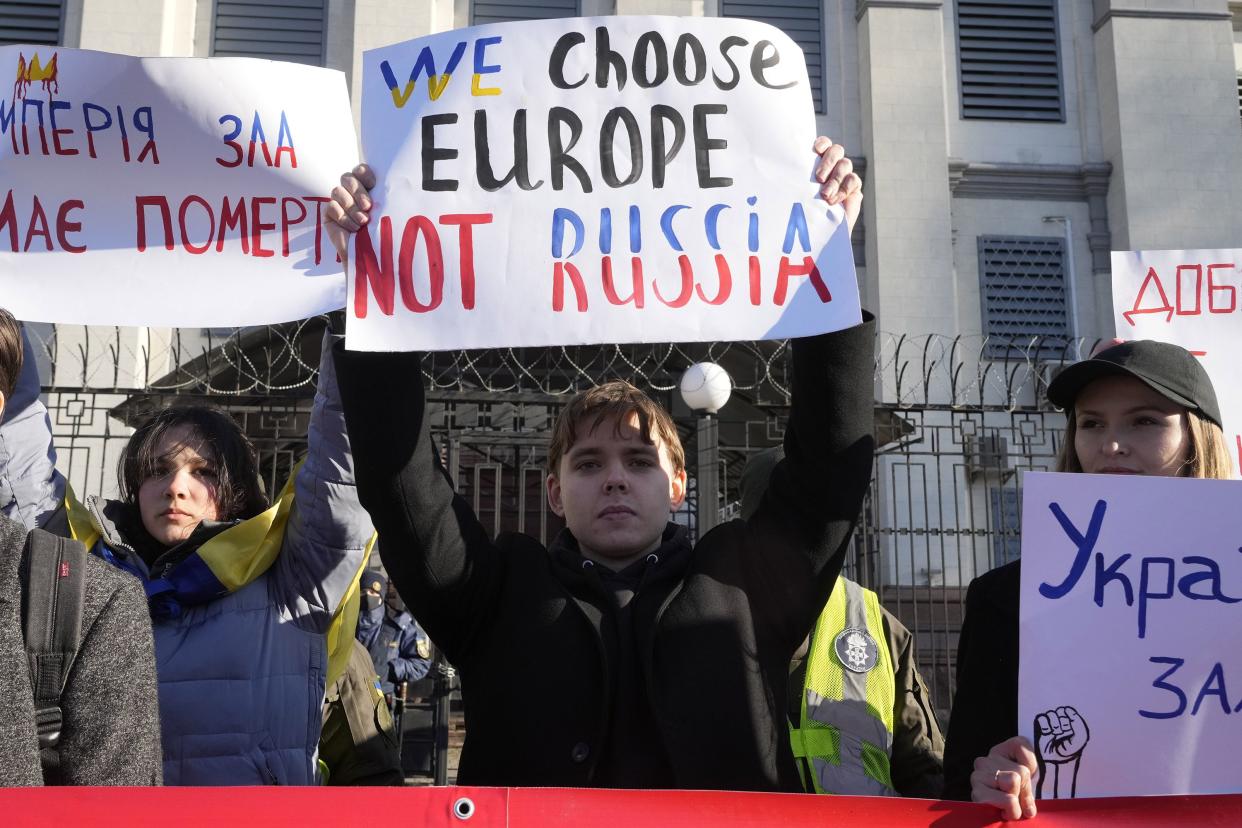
[20,53,58,82]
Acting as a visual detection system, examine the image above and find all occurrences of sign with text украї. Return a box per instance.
[1019,471,1242,798]
[348,16,860,352]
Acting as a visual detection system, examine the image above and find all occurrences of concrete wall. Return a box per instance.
[1094,0,1242,250]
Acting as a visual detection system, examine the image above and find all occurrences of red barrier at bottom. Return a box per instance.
[2,786,1236,827]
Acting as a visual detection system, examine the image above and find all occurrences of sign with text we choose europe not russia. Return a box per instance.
[1,17,861,350]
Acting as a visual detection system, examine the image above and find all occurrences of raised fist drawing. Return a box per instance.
[1034,706,1089,799]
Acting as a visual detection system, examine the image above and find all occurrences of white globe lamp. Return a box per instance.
[679,362,732,414]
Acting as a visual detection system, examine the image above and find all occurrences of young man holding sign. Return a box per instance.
[326,140,873,790]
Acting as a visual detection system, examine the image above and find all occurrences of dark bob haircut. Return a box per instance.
[119,405,269,522]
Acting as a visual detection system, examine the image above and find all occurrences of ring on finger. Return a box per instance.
[994,769,1002,787]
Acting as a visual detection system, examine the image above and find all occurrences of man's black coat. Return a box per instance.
[333,317,875,791]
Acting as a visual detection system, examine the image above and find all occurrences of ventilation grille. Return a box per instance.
[721,0,824,113]
[956,0,1063,121]
[0,0,63,46]
[471,0,580,25]
[213,0,326,66]
[979,236,1070,351]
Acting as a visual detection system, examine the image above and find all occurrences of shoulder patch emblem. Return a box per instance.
[416,637,431,659]
[833,627,879,673]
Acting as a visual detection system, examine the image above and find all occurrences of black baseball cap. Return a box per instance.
[1047,340,1222,428]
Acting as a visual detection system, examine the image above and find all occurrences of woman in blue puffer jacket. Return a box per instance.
[3,320,373,785]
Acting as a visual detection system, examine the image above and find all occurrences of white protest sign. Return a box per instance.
[0,46,358,327]
[349,16,860,352]
[1112,250,1242,476]
[1019,471,1242,799]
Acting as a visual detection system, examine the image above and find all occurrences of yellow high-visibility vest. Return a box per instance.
[789,577,896,796]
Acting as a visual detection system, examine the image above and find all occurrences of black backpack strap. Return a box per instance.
[21,528,87,783]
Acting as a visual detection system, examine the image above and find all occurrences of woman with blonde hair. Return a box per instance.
[943,339,1231,819]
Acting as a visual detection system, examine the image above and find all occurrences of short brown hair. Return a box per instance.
[1056,408,1233,480]
[547,380,684,476]
[0,308,23,402]
[119,405,270,522]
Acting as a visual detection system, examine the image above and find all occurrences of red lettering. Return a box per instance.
[439,213,491,311]
[553,262,588,312]
[602,256,645,307]
[133,107,158,165]
[50,101,76,156]
[250,196,276,258]
[248,141,273,168]
[774,256,830,305]
[274,111,297,168]
[22,195,50,252]
[217,197,249,254]
[748,255,761,305]
[1175,264,1202,316]
[55,199,85,253]
[217,115,242,168]
[1208,263,1236,314]
[305,196,330,265]
[0,190,17,252]
[397,216,444,313]
[280,197,307,257]
[654,256,694,308]
[51,125,75,155]
[695,254,732,305]
[353,217,395,318]
[135,196,173,252]
[0,191,85,253]
[178,195,215,255]
[1123,266,1174,325]
[136,138,158,164]
[116,105,130,163]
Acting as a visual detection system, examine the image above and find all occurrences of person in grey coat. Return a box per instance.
[0,310,161,785]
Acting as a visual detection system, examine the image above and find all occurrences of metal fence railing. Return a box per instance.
[30,321,1087,726]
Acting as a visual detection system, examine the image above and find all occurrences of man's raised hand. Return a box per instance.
[326,163,377,261]
[812,136,862,237]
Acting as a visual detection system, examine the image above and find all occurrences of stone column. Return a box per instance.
[1093,0,1242,249]
[856,0,957,340]
[76,0,196,56]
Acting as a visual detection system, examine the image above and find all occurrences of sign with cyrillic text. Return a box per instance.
[1020,471,1242,798]
[1112,250,1241,477]
[0,47,357,326]
[348,16,860,351]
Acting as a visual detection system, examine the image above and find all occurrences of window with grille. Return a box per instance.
[955,0,1064,122]
[0,0,63,45]
[212,0,326,66]
[979,236,1070,353]
[721,0,824,113]
[471,0,579,25]
[1237,75,1241,124]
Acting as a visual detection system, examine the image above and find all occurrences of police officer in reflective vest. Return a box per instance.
[740,448,945,797]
